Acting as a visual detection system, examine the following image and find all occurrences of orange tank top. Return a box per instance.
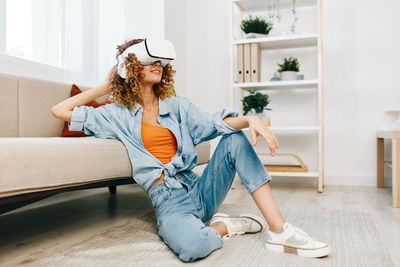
[141,120,178,164]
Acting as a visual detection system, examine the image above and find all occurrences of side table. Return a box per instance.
[377,130,400,207]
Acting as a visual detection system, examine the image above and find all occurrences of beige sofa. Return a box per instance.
[0,73,210,214]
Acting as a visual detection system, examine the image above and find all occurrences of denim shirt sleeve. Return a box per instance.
[68,104,118,139]
[179,96,241,146]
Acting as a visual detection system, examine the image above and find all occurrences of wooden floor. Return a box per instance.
[1,178,400,266]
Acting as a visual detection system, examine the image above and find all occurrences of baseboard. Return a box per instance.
[324,173,377,187]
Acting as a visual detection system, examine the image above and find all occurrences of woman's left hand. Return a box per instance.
[248,116,279,156]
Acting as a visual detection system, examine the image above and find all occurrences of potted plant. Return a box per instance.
[242,90,272,126]
[240,15,273,38]
[277,56,300,81]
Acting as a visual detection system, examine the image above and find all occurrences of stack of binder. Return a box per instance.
[236,43,260,83]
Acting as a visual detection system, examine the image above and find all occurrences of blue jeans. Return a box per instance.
[147,131,271,262]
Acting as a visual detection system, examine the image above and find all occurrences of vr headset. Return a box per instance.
[117,38,176,79]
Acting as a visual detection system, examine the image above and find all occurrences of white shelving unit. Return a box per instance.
[230,0,325,192]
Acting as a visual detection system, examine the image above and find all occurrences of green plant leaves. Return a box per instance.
[277,56,300,72]
[241,90,272,115]
[240,15,273,35]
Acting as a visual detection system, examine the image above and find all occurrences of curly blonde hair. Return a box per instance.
[109,39,177,109]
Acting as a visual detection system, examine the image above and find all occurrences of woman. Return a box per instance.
[51,38,330,262]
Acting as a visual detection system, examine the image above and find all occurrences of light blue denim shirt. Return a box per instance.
[68,95,241,192]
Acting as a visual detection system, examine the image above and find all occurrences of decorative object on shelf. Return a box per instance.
[240,15,273,39]
[393,119,400,130]
[258,153,308,172]
[266,0,299,34]
[296,73,304,80]
[380,110,400,130]
[266,0,282,24]
[242,90,272,126]
[270,72,281,82]
[277,56,300,81]
[291,0,299,34]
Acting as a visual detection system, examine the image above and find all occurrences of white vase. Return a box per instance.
[280,71,297,81]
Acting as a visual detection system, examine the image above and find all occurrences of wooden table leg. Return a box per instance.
[377,137,384,188]
[392,138,400,208]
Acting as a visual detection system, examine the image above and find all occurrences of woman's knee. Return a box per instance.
[222,131,252,155]
[159,217,223,262]
[221,131,248,146]
[177,228,223,262]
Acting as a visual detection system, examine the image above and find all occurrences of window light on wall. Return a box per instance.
[1,0,62,68]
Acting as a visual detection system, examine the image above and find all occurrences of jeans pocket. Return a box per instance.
[188,189,202,211]
[151,191,171,210]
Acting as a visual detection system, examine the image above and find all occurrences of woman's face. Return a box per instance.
[141,61,163,85]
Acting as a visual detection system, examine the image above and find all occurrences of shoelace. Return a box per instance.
[223,231,245,240]
[285,222,311,240]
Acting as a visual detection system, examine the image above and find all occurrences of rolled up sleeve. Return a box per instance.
[179,96,241,145]
[68,104,118,139]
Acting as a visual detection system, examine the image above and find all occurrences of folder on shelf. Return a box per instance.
[250,43,260,82]
[244,43,251,83]
[236,44,244,83]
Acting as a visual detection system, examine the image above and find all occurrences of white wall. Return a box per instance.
[164,0,187,97]
[323,0,400,186]
[165,0,232,107]
[165,0,400,186]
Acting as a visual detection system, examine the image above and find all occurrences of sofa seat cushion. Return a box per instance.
[0,137,210,198]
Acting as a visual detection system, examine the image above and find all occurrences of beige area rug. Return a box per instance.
[32,204,393,267]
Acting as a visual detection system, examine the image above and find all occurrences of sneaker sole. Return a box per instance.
[211,213,265,233]
[265,242,331,258]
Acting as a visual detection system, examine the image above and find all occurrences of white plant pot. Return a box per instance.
[245,32,270,39]
[280,71,297,81]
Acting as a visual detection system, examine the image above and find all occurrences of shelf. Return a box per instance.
[234,79,318,90]
[243,126,319,134]
[233,33,318,49]
[231,0,324,191]
[233,0,317,12]
[268,171,319,178]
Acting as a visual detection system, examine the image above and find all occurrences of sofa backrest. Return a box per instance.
[0,73,109,137]
[0,74,18,137]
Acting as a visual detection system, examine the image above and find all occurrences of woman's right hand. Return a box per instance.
[105,65,117,90]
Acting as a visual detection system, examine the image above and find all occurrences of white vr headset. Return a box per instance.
[117,38,176,79]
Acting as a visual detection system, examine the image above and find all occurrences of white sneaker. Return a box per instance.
[210,212,266,240]
[265,222,330,258]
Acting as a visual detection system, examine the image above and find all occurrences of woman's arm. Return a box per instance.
[222,115,251,130]
[51,65,116,122]
[223,115,279,156]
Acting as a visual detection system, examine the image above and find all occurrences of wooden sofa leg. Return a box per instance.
[108,185,117,194]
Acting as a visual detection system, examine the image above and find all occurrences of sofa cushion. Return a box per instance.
[18,77,109,137]
[0,74,18,137]
[61,84,112,137]
[0,138,210,198]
